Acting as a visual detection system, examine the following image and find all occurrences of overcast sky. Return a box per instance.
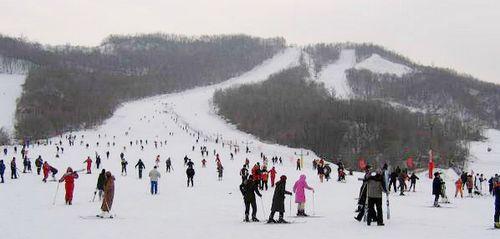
[1,0,499,83]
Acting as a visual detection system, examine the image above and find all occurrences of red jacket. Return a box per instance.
[59,172,79,184]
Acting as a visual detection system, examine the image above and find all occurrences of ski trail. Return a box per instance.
[0,73,25,133]
[317,49,356,99]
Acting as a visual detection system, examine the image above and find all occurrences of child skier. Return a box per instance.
[267,175,292,223]
[58,167,79,205]
[455,178,463,198]
[293,174,314,216]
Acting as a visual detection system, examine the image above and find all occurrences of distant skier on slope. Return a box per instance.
[240,177,262,222]
[165,157,172,172]
[58,167,79,205]
[135,159,146,179]
[10,157,18,179]
[409,172,419,192]
[293,174,314,216]
[121,158,128,176]
[267,175,293,223]
[186,164,195,187]
[83,156,92,174]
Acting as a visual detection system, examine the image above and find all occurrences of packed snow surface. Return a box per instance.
[0,48,498,239]
[317,49,356,99]
[355,54,412,76]
[0,73,25,133]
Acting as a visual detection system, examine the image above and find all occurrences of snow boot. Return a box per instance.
[277,218,289,224]
[252,217,260,222]
[495,222,500,229]
[244,215,250,222]
[267,218,276,224]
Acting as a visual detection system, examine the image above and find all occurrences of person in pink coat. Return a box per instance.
[293,174,314,216]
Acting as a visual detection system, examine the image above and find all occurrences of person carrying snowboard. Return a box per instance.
[267,175,293,223]
[99,171,115,218]
[58,167,79,205]
[148,166,161,195]
[293,174,314,216]
[240,177,262,222]
[83,156,92,174]
[135,159,146,179]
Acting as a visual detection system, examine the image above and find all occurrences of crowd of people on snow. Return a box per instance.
[1,117,499,227]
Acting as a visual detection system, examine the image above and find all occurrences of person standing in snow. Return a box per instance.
[95,154,101,169]
[269,167,277,187]
[217,164,224,181]
[96,169,106,201]
[83,156,92,174]
[186,165,195,187]
[455,177,464,198]
[58,167,79,205]
[317,161,325,183]
[10,157,18,179]
[493,176,500,228]
[466,174,474,197]
[296,158,301,171]
[366,171,387,226]
[0,160,5,183]
[35,156,43,175]
[165,157,172,172]
[267,175,293,223]
[409,172,419,192]
[135,159,146,179]
[324,164,332,182]
[432,172,442,207]
[293,174,314,216]
[240,165,249,183]
[121,158,128,176]
[148,166,161,195]
[240,177,262,222]
[100,171,115,218]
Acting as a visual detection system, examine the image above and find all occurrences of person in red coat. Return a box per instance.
[84,157,92,174]
[59,167,79,205]
[269,167,277,187]
[42,161,51,182]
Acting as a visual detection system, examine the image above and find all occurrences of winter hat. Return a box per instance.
[66,167,73,173]
[434,172,441,176]
[280,175,287,181]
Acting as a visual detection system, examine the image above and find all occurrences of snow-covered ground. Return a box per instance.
[0,73,25,134]
[316,49,356,99]
[355,54,412,77]
[0,48,498,238]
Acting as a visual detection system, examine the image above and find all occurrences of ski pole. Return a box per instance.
[52,183,60,205]
[312,191,316,216]
[91,190,97,202]
[259,196,267,218]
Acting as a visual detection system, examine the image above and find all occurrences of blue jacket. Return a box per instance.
[0,162,5,174]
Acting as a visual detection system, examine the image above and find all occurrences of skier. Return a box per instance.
[95,154,101,169]
[165,157,172,172]
[366,171,387,226]
[186,165,195,187]
[99,171,115,218]
[121,158,128,176]
[455,177,463,198]
[10,157,18,179]
[0,160,5,183]
[324,164,332,182]
[466,174,474,197]
[155,155,160,167]
[269,166,277,187]
[260,168,268,190]
[296,158,301,171]
[267,175,293,223]
[96,169,106,201]
[201,158,207,168]
[135,159,146,179]
[389,170,398,193]
[240,165,249,183]
[58,167,79,205]
[432,172,442,207]
[106,151,110,159]
[409,172,419,192]
[35,156,43,175]
[217,164,224,181]
[317,161,325,183]
[293,174,314,216]
[148,166,161,195]
[83,156,92,174]
[493,176,500,228]
[240,177,262,222]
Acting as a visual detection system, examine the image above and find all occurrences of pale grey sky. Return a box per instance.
[1,0,499,83]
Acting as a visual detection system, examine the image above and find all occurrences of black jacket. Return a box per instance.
[432,177,442,195]
[135,161,145,170]
[186,168,195,177]
[97,172,106,190]
[240,179,262,202]
[271,180,292,212]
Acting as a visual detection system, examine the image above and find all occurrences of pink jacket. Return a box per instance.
[293,175,313,203]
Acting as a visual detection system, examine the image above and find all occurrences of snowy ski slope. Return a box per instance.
[0,73,25,134]
[0,48,498,238]
[355,54,412,77]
